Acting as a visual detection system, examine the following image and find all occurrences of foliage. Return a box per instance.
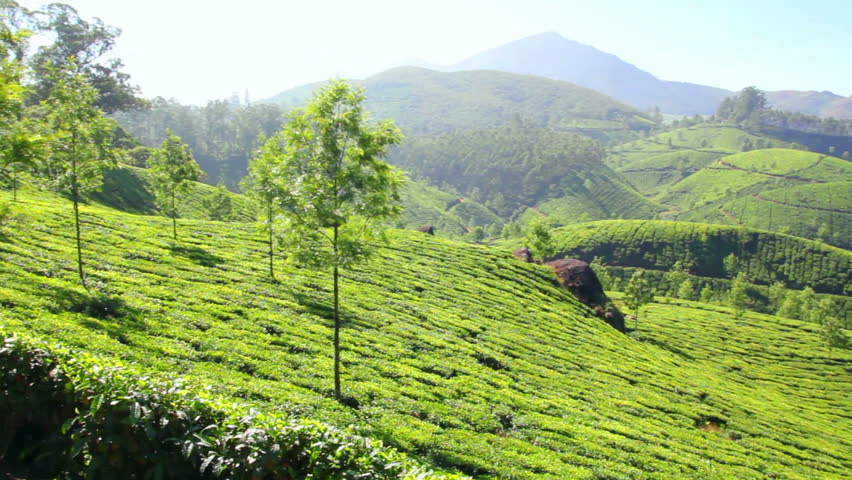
[590,256,613,291]
[728,273,750,319]
[524,218,556,261]
[624,269,654,329]
[26,3,143,113]
[113,99,286,189]
[203,182,233,221]
[148,132,203,240]
[676,278,695,301]
[258,80,404,399]
[0,335,460,479]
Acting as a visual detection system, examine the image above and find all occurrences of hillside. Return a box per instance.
[607,125,791,184]
[767,90,852,119]
[1,188,851,479]
[450,32,731,115]
[388,124,662,225]
[657,149,852,245]
[264,67,653,137]
[399,180,503,237]
[550,220,851,295]
[91,165,255,221]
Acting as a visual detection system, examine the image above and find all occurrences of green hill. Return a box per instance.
[656,149,852,245]
[679,181,852,248]
[388,124,662,225]
[399,180,503,237]
[607,125,792,196]
[91,165,255,221]
[550,220,851,295]
[1,188,850,479]
[264,67,653,138]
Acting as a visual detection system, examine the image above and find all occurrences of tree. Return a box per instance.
[767,281,786,312]
[624,270,655,330]
[820,317,848,356]
[258,80,404,400]
[699,285,714,303]
[28,3,143,113]
[677,278,695,301]
[30,63,116,288]
[0,12,42,201]
[590,256,613,291]
[663,260,689,297]
[723,253,739,277]
[148,132,202,241]
[728,272,750,319]
[525,218,556,261]
[244,144,281,281]
[471,226,485,243]
[203,182,233,221]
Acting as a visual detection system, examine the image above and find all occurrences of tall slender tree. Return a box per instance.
[257,79,404,400]
[31,62,116,288]
[244,142,282,281]
[624,269,655,330]
[148,132,202,241]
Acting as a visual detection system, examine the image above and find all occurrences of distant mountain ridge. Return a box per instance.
[448,32,732,115]
[766,90,852,119]
[264,66,651,135]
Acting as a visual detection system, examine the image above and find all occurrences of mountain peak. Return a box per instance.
[450,33,730,114]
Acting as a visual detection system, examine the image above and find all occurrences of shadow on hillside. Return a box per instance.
[633,334,695,361]
[167,244,225,267]
[48,285,148,345]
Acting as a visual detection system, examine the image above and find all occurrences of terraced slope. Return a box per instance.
[660,149,852,245]
[0,189,850,479]
[399,180,502,237]
[550,220,851,295]
[607,125,790,195]
[682,181,852,249]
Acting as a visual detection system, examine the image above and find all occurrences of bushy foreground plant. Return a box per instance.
[0,334,463,480]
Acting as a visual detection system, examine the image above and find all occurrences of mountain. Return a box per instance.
[450,32,732,115]
[767,90,852,119]
[263,66,653,137]
[2,185,851,479]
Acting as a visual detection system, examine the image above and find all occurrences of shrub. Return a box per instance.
[0,334,463,480]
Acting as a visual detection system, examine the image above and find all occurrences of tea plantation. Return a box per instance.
[0,187,850,479]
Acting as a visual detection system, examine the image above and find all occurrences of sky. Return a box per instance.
[16,0,852,105]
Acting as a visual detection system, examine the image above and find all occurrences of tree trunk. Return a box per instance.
[268,202,275,281]
[172,192,177,241]
[333,225,341,400]
[72,182,86,290]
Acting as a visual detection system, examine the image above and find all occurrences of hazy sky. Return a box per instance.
[17,0,852,105]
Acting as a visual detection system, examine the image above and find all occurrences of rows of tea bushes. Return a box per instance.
[0,334,457,480]
[596,265,851,324]
[1,188,850,479]
[551,220,851,294]
[683,181,852,249]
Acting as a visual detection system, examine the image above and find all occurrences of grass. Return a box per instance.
[0,186,850,479]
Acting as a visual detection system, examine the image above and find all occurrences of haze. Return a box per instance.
[17,0,852,105]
